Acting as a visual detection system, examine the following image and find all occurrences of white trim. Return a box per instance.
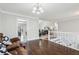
[0,9,38,19]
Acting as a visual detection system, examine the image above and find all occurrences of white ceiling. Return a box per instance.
[0,3,79,22]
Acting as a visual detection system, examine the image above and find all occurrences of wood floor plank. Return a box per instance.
[26,39,79,55]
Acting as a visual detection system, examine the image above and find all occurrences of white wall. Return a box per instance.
[58,17,79,49]
[0,13,18,38]
[0,11,58,41]
[58,18,79,32]
[0,12,39,40]
[0,13,2,32]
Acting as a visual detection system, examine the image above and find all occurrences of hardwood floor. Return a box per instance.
[26,39,79,55]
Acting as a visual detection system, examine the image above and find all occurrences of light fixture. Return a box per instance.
[32,3,44,14]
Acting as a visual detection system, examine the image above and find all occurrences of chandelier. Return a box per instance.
[32,3,44,14]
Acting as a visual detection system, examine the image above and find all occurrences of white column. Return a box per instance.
[27,18,39,41]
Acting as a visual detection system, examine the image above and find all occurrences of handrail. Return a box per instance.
[48,31,79,50]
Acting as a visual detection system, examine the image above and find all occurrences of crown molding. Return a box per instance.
[0,9,38,19]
